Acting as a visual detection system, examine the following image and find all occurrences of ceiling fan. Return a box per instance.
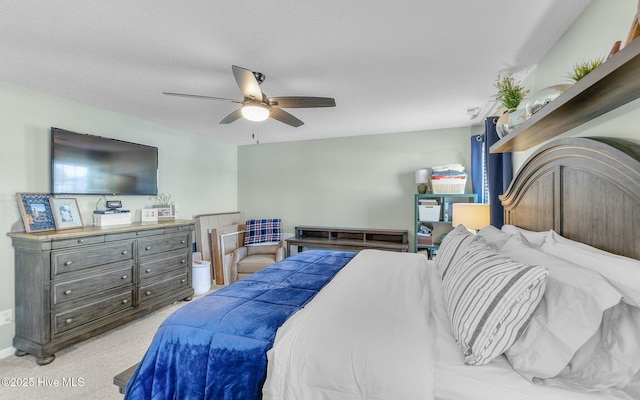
[163,65,336,127]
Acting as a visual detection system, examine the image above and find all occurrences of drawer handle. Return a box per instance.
[145,268,151,273]
[181,279,186,283]
[181,259,186,264]
[145,246,151,250]
[77,239,84,244]
[64,261,73,266]
[121,275,128,280]
[122,250,128,255]
[181,240,186,244]
[65,318,73,325]
[177,227,183,230]
[63,289,72,295]
[122,299,129,304]
[145,291,151,296]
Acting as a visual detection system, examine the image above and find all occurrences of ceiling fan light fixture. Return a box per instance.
[241,104,270,121]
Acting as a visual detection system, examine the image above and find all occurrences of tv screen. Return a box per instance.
[51,128,158,195]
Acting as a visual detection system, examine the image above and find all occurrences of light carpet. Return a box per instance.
[0,287,221,400]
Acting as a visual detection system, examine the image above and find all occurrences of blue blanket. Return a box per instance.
[125,250,357,400]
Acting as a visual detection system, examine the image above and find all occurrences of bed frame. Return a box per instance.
[500,136,640,260]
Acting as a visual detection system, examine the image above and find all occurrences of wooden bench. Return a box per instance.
[287,226,408,253]
[113,363,138,394]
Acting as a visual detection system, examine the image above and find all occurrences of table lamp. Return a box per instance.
[451,203,490,233]
[415,169,429,194]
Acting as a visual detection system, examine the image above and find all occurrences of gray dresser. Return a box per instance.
[8,220,195,365]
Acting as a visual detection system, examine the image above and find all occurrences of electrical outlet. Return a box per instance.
[0,309,13,326]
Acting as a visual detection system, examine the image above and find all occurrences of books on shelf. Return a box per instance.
[418,198,439,205]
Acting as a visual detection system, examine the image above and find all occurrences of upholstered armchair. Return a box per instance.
[229,219,287,283]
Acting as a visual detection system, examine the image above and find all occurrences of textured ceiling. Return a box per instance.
[0,1,591,145]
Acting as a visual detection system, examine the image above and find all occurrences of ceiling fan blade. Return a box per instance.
[270,108,304,127]
[163,92,242,103]
[232,65,263,101]
[219,108,244,124]
[267,96,336,108]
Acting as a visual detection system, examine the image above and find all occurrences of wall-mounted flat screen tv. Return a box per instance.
[51,127,158,195]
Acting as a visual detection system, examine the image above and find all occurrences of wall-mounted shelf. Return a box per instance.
[491,37,640,153]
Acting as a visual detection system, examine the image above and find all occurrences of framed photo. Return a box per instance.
[50,197,84,230]
[16,193,56,233]
[153,205,175,221]
[141,208,159,222]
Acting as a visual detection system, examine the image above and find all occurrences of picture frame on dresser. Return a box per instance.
[153,204,175,221]
[50,197,84,230]
[141,208,159,222]
[16,192,56,232]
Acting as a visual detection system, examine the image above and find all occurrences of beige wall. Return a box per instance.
[0,81,238,353]
[238,127,476,238]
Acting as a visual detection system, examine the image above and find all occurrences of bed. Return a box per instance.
[124,137,640,400]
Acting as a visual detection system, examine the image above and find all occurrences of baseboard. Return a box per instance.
[0,346,15,360]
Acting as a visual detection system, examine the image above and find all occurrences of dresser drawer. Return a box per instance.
[139,273,189,305]
[52,235,105,250]
[139,248,189,285]
[138,233,190,257]
[53,289,134,336]
[52,240,135,276]
[105,231,139,242]
[105,227,166,242]
[52,261,134,305]
[134,228,166,238]
[163,225,191,234]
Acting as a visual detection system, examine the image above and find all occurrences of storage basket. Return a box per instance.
[431,178,467,194]
[418,205,441,221]
[417,233,433,245]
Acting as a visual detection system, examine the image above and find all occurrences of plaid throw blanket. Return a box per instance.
[245,218,282,245]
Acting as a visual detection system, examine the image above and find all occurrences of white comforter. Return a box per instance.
[263,249,434,400]
[263,250,633,400]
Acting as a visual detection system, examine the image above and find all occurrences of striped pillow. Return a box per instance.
[441,236,548,365]
[436,224,475,279]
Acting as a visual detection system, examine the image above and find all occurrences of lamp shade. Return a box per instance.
[451,203,490,230]
[241,104,270,121]
[415,169,429,184]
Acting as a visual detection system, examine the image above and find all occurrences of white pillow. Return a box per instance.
[441,236,548,366]
[477,225,512,251]
[541,230,640,307]
[538,302,640,392]
[501,224,549,247]
[501,233,623,379]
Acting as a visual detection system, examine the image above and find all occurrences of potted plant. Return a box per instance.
[153,193,176,220]
[567,57,604,82]
[494,73,529,110]
[494,73,529,138]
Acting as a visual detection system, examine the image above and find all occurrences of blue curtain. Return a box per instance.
[485,116,513,227]
[470,117,513,227]
[470,132,487,204]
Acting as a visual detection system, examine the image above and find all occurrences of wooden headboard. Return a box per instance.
[500,137,640,260]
